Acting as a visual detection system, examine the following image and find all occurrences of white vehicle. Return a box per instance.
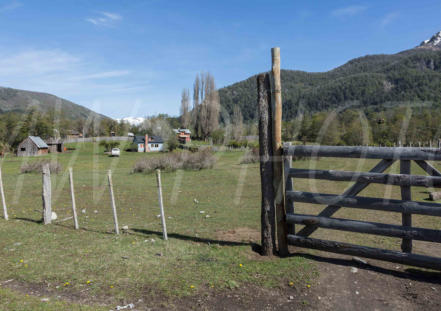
[111,148,121,157]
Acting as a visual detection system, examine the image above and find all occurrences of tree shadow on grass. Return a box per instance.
[290,252,441,285]
[132,228,258,248]
[14,217,43,224]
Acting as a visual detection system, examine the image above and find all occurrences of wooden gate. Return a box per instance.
[283,144,441,270]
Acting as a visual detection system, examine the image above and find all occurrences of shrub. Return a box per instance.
[99,141,120,152]
[166,135,179,152]
[240,147,260,164]
[21,160,62,174]
[133,149,216,173]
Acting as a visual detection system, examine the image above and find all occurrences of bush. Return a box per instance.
[166,135,179,152]
[240,147,259,164]
[99,141,120,152]
[21,160,62,174]
[133,149,216,173]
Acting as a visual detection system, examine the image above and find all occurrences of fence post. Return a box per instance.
[257,73,276,256]
[400,160,412,252]
[0,167,8,220]
[155,169,168,240]
[107,170,119,234]
[68,168,79,230]
[42,163,52,225]
[271,47,289,256]
[283,142,294,234]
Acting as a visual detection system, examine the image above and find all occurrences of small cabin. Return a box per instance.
[17,136,49,157]
[173,129,191,144]
[133,135,164,152]
[46,138,64,153]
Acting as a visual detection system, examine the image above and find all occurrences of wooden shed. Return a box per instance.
[46,138,64,153]
[17,136,49,157]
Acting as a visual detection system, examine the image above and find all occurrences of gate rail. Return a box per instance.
[283,143,441,270]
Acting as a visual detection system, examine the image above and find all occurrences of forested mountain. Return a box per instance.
[0,86,109,121]
[219,31,441,122]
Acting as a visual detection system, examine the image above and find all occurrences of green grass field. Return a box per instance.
[0,141,440,309]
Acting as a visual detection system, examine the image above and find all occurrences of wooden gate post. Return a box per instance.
[0,167,8,220]
[42,163,52,225]
[271,47,289,256]
[400,160,412,252]
[68,168,79,230]
[257,73,276,255]
[107,170,119,234]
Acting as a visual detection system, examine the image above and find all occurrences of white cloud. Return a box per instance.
[0,0,22,13]
[380,12,399,27]
[0,48,151,108]
[86,11,122,27]
[331,5,367,17]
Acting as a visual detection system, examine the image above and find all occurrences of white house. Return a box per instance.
[133,135,164,152]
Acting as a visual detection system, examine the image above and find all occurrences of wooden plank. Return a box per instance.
[155,169,168,240]
[107,170,119,235]
[287,235,441,271]
[415,160,441,177]
[257,73,276,256]
[297,159,394,237]
[0,167,8,220]
[400,160,412,253]
[42,164,52,225]
[283,142,295,235]
[286,214,441,243]
[287,191,441,217]
[284,145,441,161]
[271,47,288,256]
[68,168,79,230]
[289,168,441,188]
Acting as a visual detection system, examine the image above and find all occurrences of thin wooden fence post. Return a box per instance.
[257,73,276,255]
[42,163,52,224]
[400,160,412,252]
[271,47,288,256]
[283,142,294,234]
[107,170,119,234]
[68,168,79,230]
[0,167,8,220]
[155,169,168,240]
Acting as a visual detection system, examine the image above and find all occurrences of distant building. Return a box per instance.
[17,136,49,157]
[128,132,135,138]
[66,130,83,140]
[46,138,65,153]
[133,134,164,152]
[173,129,191,144]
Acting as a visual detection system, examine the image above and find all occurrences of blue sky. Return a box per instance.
[0,0,440,119]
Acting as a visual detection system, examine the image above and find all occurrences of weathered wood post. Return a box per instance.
[0,167,8,220]
[155,169,168,240]
[68,168,79,230]
[42,163,52,224]
[283,142,294,234]
[107,170,119,234]
[400,160,412,253]
[257,73,276,255]
[271,47,289,256]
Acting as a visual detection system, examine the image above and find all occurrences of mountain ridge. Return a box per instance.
[0,86,110,121]
[218,31,441,122]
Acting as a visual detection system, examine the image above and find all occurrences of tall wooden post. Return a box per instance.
[68,168,79,230]
[400,160,412,252]
[42,164,52,225]
[107,170,119,234]
[257,73,276,255]
[0,167,8,220]
[155,169,168,240]
[271,47,289,256]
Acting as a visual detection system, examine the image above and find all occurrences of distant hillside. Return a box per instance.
[219,31,441,122]
[0,87,109,121]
